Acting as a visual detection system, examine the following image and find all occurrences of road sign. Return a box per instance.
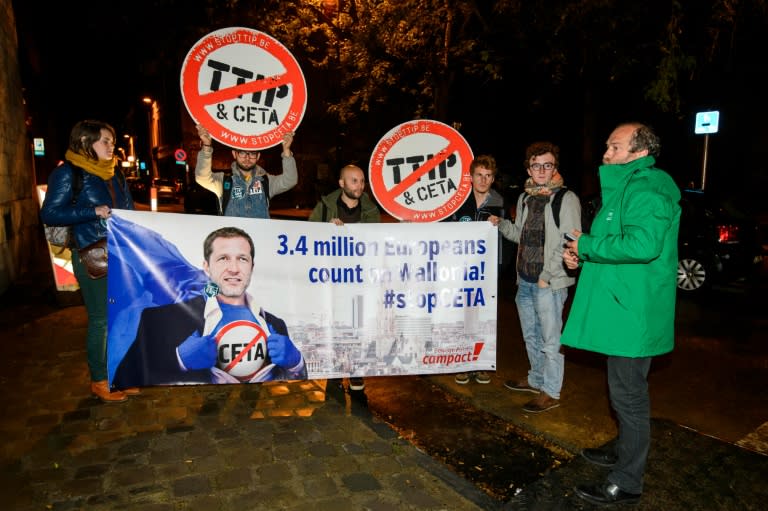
[174,149,187,162]
[368,120,474,222]
[695,111,720,134]
[34,138,45,156]
[180,27,307,151]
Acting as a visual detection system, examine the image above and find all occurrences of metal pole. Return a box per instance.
[700,134,709,191]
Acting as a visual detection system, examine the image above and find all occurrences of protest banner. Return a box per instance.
[106,211,497,387]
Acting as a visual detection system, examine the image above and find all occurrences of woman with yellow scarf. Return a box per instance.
[41,120,138,402]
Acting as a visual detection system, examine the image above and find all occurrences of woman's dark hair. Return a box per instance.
[68,120,116,160]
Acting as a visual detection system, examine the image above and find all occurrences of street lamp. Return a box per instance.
[123,133,135,160]
[121,134,137,177]
[142,96,160,179]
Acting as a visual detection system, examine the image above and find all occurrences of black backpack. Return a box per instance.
[219,173,269,215]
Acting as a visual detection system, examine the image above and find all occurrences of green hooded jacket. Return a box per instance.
[561,156,681,357]
[308,188,381,223]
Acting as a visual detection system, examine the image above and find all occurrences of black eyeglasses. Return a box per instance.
[529,162,556,171]
[235,150,259,159]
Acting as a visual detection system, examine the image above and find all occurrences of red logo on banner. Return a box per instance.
[368,120,473,222]
[180,27,307,150]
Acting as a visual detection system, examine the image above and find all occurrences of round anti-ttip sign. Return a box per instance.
[180,27,307,150]
[368,120,473,222]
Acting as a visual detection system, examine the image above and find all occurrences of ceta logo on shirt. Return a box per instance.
[215,320,268,381]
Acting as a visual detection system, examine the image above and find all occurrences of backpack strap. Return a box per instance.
[262,174,270,207]
[220,174,232,215]
[69,163,84,199]
[550,187,566,229]
[520,187,567,228]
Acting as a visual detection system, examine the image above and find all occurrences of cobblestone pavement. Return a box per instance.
[1,285,766,510]
[0,301,498,511]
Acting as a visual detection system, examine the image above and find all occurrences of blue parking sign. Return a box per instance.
[33,138,45,156]
[695,111,719,134]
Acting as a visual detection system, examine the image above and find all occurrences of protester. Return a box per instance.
[194,124,297,218]
[309,164,380,225]
[113,227,307,386]
[41,120,138,403]
[448,154,505,385]
[562,123,681,506]
[309,164,380,391]
[489,141,581,413]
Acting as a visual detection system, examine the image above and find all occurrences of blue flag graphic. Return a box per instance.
[107,214,208,384]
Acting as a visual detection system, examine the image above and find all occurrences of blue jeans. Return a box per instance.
[607,355,652,494]
[515,280,567,399]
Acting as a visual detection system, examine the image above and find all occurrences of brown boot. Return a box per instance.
[91,380,128,403]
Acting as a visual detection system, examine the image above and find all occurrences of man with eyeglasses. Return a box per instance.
[488,142,581,413]
[447,154,506,386]
[194,124,297,218]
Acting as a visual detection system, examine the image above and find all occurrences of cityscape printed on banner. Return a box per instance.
[289,290,497,379]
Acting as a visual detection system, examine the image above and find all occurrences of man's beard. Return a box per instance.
[237,162,257,173]
[342,188,362,201]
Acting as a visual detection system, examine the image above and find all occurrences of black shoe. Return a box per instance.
[574,482,640,506]
[581,447,618,468]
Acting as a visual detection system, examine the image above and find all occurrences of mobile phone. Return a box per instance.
[564,232,577,242]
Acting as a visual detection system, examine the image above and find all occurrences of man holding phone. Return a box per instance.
[488,141,581,413]
[563,123,680,506]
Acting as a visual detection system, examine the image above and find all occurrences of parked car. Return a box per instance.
[126,176,149,202]
[577,189,761,293]
[152,178,181,203]
[676,188,762,292]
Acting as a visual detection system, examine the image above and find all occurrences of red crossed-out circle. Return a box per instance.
[214,320,268,381]
[368,120,474,223]
[180,27,307,151]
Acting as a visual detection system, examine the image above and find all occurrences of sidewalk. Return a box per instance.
[0,293,495,511]
[1,282,766,510]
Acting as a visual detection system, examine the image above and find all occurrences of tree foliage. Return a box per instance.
[15,0,767,167]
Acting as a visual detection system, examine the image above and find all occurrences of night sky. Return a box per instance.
[12,1,768,207]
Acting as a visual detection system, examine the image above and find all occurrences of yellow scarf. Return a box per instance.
[65,149,115,180]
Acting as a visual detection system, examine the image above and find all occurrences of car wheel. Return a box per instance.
[677,257,707,291]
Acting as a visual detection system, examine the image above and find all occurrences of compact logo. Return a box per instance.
[421,342,485,366]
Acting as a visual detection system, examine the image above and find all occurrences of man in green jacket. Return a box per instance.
[309,164,380,392]
[562,123,681,506]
